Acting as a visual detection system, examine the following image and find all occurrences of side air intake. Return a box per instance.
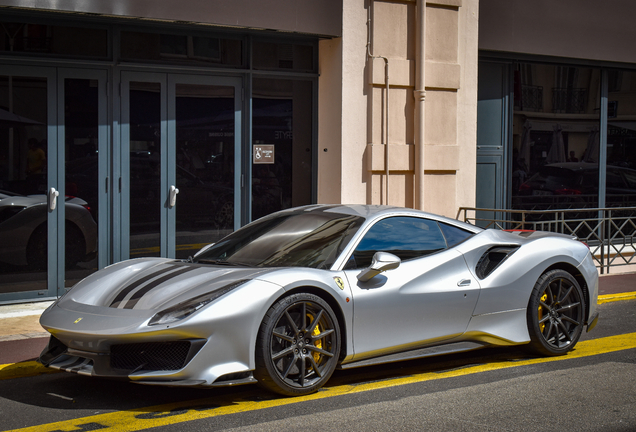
[475,246,519,279]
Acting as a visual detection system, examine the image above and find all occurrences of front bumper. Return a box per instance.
[40,335,206,377]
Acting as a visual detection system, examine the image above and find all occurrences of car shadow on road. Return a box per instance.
[0,345,540,415]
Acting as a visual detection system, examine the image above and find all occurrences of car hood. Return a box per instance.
[62,258,278,311]
[0,195,42,208]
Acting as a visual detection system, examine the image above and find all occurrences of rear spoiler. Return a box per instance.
[502,229,577,241]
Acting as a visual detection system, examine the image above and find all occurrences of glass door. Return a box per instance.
[121,72,241,260]
[0,66,108,301]
[169,75,242,259]
[0,65,56,300]
[57,69,109,293]
[120,72,166,259]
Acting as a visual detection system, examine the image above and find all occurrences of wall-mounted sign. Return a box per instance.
[253,144,275,164]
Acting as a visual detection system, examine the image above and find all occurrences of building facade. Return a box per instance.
[0,0,479,303]
[477,0,636,220]
[3,0,635,303]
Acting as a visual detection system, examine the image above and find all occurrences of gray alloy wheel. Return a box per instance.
[526,269,585,356]
[255,293,341,396]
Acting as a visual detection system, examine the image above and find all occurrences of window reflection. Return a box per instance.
[252,78,313,220]
[511,64,601,211]
[252,42,313,71]
[0,22,107,58]
[121,31,242,67]
[606,70,636,208]
[0,75,48,294]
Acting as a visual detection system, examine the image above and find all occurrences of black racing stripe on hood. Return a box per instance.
[123,265,198,310]
[109,264,182,308]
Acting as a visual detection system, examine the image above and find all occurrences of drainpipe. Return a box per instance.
[414,0,426,209]
[367,1,391,205]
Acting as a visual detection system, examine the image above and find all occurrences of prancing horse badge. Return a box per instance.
[333,277,345,290]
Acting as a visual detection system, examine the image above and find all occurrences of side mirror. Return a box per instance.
[357,252,401,282]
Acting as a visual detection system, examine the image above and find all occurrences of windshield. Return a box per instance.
[194,209,364,269]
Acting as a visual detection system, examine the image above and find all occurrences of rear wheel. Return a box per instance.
[255,293,341,396]
[526,269,585,356]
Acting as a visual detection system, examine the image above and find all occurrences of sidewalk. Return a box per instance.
[0,301,52,342]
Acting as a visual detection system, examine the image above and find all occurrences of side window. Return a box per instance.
[346,217,446,269]
[439,222,474,247]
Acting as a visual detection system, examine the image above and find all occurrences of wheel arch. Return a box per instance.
[280,285,348,363]
[543,262,590,322]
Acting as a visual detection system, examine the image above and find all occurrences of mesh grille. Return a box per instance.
[110,341,191,371]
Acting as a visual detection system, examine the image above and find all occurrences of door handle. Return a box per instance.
[457,279,471,287]
[48,187,60,211]
[169,185,179,208]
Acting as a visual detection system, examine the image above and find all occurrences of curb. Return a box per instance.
[597,291,636,304]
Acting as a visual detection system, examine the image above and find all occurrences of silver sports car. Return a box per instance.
[39,204,599,396]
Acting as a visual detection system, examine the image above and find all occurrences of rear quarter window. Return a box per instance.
[439,222,474,247]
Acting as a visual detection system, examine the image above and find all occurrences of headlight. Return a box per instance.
[148,279,248,326]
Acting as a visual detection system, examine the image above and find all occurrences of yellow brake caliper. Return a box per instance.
[313,324,322,363]
[538,292,548,332]
[308,313,322,364]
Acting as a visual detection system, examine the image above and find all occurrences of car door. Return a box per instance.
[342,216,480,361]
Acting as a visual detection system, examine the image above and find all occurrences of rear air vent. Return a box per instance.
[475,246,519,279]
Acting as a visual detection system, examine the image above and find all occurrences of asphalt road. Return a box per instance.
[1,299,635,432]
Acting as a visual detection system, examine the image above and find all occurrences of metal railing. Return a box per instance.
[552,87,587,113]
[456,207,636,274]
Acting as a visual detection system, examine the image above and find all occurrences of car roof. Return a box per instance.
[288,204,482,233]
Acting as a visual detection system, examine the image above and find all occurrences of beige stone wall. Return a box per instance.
[318,0,479,217]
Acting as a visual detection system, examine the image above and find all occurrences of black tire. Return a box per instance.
[255,293,341,396]
[526,269,585,356]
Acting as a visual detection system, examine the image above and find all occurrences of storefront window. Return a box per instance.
[606,70,636,208]
[252,42,314,72]
[0,75,49,294]
[251,78,313,220]
[511,63,600,211]
[0,21,107,58]
[120,31,243,67]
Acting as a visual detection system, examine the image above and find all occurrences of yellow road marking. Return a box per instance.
[7,332,636,432]
[0,361,57,380]
[598,291,636,304]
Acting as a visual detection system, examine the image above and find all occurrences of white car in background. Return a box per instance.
[0,190,97,269]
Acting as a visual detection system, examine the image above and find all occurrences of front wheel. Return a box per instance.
[255,293,341,396]
[526,269,585,356]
